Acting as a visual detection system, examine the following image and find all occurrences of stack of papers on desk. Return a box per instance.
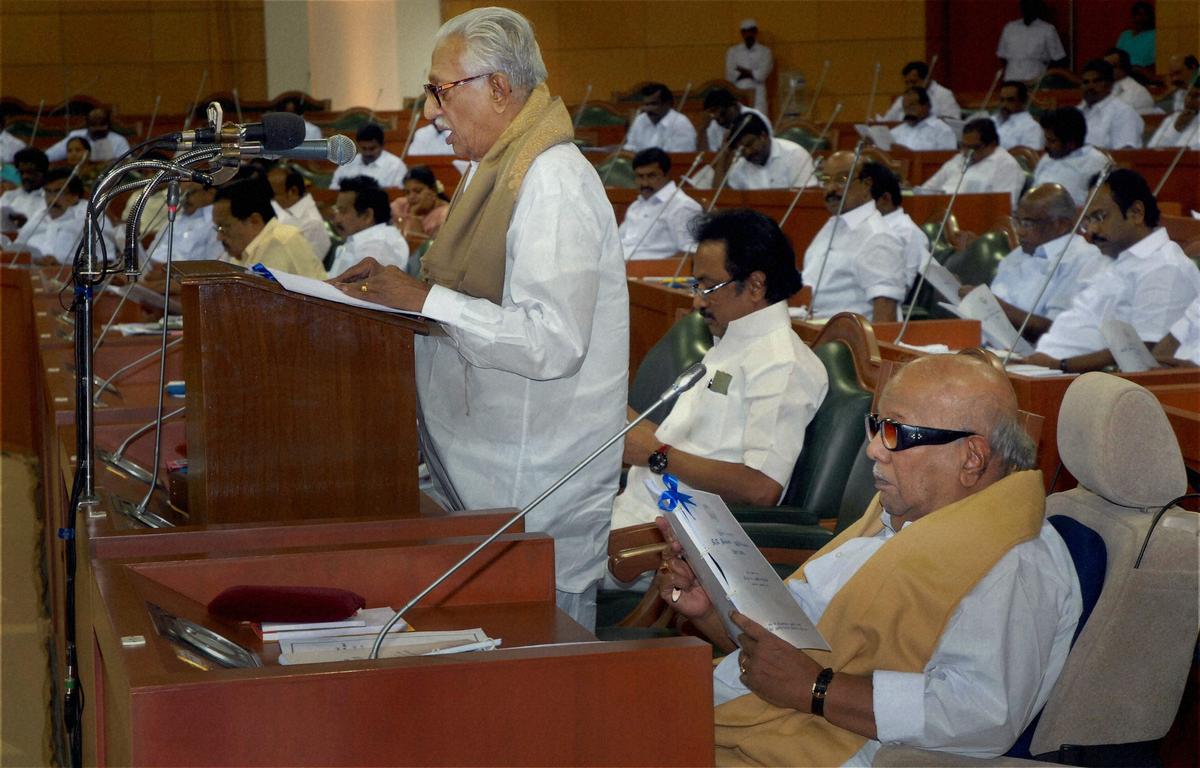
[278,628,501,665]
[256,607,409,642]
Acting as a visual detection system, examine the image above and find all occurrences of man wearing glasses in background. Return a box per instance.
[609,209,827,540]
[658,354,1081,766]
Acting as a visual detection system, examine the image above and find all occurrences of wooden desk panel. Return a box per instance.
[1,264,36,452]
[627,279,693,374]
[1147,384,1200,475]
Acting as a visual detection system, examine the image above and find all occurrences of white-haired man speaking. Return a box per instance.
[331,7,629,629]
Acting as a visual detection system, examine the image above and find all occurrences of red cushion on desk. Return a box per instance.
[207,585,366,622]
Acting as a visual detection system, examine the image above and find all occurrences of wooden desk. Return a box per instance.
[1146,383,1200,475]
[627,279,693,373]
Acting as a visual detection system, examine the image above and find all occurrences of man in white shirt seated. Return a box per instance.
[45,108,132,163]
[618,148,702,261]
[995,81,1045,149]
[330,123,406,190]
[1,147,48,231]
[725,19,774,114]
[861,162,929,291]
[803,151,908,322]
[890,88,958,151]
[1104,48,1156,113]
[1153,301,1200,367]
[960,184,1106,343]
[0,113,26,164]
[659,353,1081,767]
[327,176,410,276]
[612,208,828,534]
[1025,169,1200,372]
[702,87,769,154]
[920,117,1027,207]
[997,0,1067,82]
[1078,58,1143,148]
[721,113,814,190]
[268,163,332,264]
[881,61,961,121]
[14,169,116,265]
[1032,107,1109,205]
[279,96,323,141]
[624,82,697,153]
[1164,54,1199,113]
[407,121,455,155]
[211,176,326,279]
[1146,84,1200,148]
[144,182,224,266]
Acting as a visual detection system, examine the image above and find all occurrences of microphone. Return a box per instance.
[171,112,306,151]
[270,135,356,165]
[367,362,709,659]
[97,405,186,485]
[92,336,183,404]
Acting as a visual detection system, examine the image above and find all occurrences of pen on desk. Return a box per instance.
[423,639,502,656]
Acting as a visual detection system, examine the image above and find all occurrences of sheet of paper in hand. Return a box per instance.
[940,284,1034,356]
[920,257,964,304]
[855,123,894,151]
[650,476,829,651]
[1101,314,1159,372]
[255,265,426,317]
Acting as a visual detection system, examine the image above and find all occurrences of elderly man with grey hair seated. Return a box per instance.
[329,6,628,630]
[658,354,1082,766]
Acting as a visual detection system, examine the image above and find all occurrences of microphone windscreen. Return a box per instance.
[260,112,308,151]
[328,134,357,165]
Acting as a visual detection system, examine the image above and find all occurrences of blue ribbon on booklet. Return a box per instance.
[657,473,696,516]
[250,263,277,282]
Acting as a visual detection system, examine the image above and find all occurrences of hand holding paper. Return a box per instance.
[1101,315,1160,372]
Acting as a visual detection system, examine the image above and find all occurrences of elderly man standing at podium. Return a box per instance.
[331,6,628,630]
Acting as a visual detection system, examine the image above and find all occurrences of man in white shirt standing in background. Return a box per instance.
[995,81,1045,149]
[619,148,702,261]
[996,0,1066,82]
[624,82,697,153]
[725,19,773,114]
[920,118,1027,208]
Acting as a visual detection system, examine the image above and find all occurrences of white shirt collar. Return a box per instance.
[647,180,678,205]
[839,199,876,228]
[718,300,791,344]
[1120,227,1170,262]
[1032,231,1074,260]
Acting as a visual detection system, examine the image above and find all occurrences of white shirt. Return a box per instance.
[327,221,409,277]
[1078,94,1143,149]
[624,109,697,153]
[330,149,407,190]
[272,194,331,263]
[713,511,1081,766]
[0,130,26,164]
[612,301,828,530]
[1112,77,1156,113]
[882,207,930,289]
[45,128,131,163]
[0,186,47,231]
[891,116,959,151]
[145,205,224,264]
[1037,228,1200,358]
[1173,90,1187,113]
[618,180,703,260]
[882,82,962,121]
[416,143,628,596]
[727,138,815,190]
[1146,111,1200,149]
[803,202,908,318]
[706,105,771,153]
[922,146,1027,208]
[303,120,323,141]
[725,42,774,113]
[1032,145,1109,206]
[14,201,116,263]
[997,19,1066,81]
[1167,300,1200,365]
[991,233,1108,320]
[407,123,455,156]
[996,111,1045,150]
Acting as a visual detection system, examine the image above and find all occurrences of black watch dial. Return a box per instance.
[648,450,669,475]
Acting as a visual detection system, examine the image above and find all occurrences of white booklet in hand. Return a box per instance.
[1101,314,1159,372]
[855,123,894,151]
[257,265,426,317]
[651,477,829,651]
[939,284,1034,357]
[919,258,964,305]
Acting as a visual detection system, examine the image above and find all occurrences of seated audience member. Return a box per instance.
[268,163,331,262]
[330,123,406,190]
[996,0,1067,82]
[0,113,26,164]
[14,168,115,264]
[920,117,1026,207]
[659,353,1081,766]
[703,87,769,154]
[211,177,326,278]
[1078,58,1143,149]
[803,151,907,322]
[890,88,958,151]
[1032,107,1109,205]
[618,147,702,261]
[720,114,814,190]
[881,61,962,121]
[1104,47,1155,112]
[1153,301,1200,367]
[1115,1,1156,69]
[1026,169,1200,372]
[1,147,48,230]
[144,182,223,266]
[1164,54,1199,112]
[327,176,410,276]
[393,165,450,239]
[624,82,698,153]
[1146,84,1200,148]
[862,162,929,290]
[45,107,131,163]
[280,96,323,141]
[407,121,455,155]
[611,208,828,532]
[995,81,1044,149]
[960,184,1106,342]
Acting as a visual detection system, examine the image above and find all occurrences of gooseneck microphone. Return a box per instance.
[171,111,307,151]
[267,135,356,164]
[367,362,710,659]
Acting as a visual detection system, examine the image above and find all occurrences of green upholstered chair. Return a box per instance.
[1035,68,1082,90]
[594,153,637,189]
[573,103,627,128]
[943,229,1011,287]
[628,311,713,424]
[777,125,831,153]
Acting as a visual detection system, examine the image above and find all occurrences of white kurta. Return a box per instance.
[611,301,828,529]
[407,123,456,156]
[416,142,629,597]
[1167,301,1200,365]
[14,201,116,263]
[725,42,774,113]
[1078,94,1143,149]
[890,116,958,151]
[882,207,930,290]
[1146,112,1200,148]
[326,221,409,277]
[0,130,26,164]
[272,194,331,263]
[881,81,962,121]
[146,206,224,264]
[990,233,1108,320]
[996,111,1045,150]
[330,149,407,190]
[713,511,1081,767]
[921,147,1027,208]
[1031,145,1110,206]
[45,128,132,163]
[727,138,815,190]
[618,180,703,260]
[1112,77,1155,113]
[802,202,908,318]
[623,109,697,152]
[706,105,771,153]
[996,19,1066,82]
[1037,228,1200,358]
[0,186,47,231]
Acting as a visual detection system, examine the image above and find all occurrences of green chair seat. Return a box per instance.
[944,230,1011,287]
[628,311,713,423]
[595,155,636,189]
[777,126,831,153]
[574,104,627,128]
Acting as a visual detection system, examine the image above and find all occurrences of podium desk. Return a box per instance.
[90,536,714,766]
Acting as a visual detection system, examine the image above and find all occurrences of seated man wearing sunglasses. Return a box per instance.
[659,354,1081,765]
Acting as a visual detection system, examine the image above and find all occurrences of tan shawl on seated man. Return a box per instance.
[714,469,1046,767]
[419,83,574,305]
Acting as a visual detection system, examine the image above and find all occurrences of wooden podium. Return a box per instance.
[174,261,429,525]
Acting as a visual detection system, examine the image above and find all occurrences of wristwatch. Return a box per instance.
[648,444,670,475]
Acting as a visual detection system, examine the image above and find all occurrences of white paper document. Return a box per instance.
[855,123,894,151]
[278,628,499,665]
[1101,315,1159,373]
[920,258,964,304]
[261,607,410,642]
[653,478,829,652]
[261,266,426,317]
[940,285,1034,357]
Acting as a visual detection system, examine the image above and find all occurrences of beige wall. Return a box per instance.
[1156,0,1200,70]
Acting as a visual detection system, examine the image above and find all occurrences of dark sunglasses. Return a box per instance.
[865,413,977,452]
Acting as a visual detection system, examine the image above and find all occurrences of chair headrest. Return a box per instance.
[1057,372,1186,508]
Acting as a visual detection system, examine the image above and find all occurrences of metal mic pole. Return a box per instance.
[368,362,710,660]
[92,337,183,403]
[10,156,90,266]
[399,97,423,159]
[572,83,594,129]
[1002,162,1114,364]
[804,60,831,120]
[145,95,162,141]
[94,236,165,354]
[182,69,209,130]
[773,79,797,131]
[30,99,45,145]
[97,405,186,484]
[894,147,977,343]
[924,54,939,88]
[601,106,638,187]
[865,62,881,122]
[977,68,1004,115]
[807,138,868,319]
[1153,111,1200,196]
[624,153,705,262]
[778,103,843,229]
